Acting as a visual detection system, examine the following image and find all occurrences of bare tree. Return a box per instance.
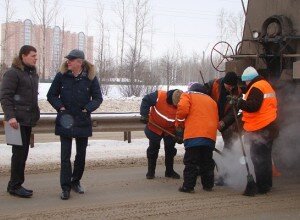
[217,9,229,42]
[1,0,15,77]
[95,1,108,95]
[214,9,245,77]
[114,0,129,69]
[161,53,173,91]
[120,0,151,97]
[137,0,150,64]
[160,51,180,91]
[95,2,105,79]
[217,8,245,46]
[29,0,60,80]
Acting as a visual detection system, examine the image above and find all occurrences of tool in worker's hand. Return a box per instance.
[230,92,257,196]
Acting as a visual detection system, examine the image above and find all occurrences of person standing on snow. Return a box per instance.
[0,45,40,198]
[230,66,279,194]
[176,83,218,193]
[47,49,103,200]
[140,89,183,180]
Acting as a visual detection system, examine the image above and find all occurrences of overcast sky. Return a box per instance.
[0,0,247,58]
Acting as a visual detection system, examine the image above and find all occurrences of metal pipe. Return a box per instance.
[224,54,300,59]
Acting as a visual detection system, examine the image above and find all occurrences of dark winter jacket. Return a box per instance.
[206,78,241,132]
[238,76,265,112]
[0,56,40,126]
[140,91,159,118]
[47,60,103,137]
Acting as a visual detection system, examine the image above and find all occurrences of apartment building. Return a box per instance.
[1,19,93,80]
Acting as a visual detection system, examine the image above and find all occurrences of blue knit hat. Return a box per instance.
[241,66,259,81]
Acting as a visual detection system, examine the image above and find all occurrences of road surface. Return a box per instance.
[0,164,299,220]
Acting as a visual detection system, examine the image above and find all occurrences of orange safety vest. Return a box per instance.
[242,80,277,131]
[176,92,218,141]
[148,90,177,135]
[210,79,221,103]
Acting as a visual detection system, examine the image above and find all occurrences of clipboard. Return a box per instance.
[4,121,23,146]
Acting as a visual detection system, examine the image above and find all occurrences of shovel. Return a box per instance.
[231,100,257,196]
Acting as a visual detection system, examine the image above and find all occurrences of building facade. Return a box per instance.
[1,19,94,80]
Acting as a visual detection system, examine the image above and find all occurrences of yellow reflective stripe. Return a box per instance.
[176,118,185,122]
[153,106,175,122]
[264,93,276,98]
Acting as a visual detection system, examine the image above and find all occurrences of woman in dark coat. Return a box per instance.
[47,49,103,200]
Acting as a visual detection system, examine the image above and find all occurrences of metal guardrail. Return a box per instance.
[0,112,145,143]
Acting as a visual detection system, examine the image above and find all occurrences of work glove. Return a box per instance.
[175,127,184,144]
[140,115,149,124]
[227,95,241,106]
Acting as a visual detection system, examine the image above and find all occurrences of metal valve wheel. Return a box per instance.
[210,41,234,72]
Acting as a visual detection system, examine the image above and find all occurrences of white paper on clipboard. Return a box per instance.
[4,121,23,146]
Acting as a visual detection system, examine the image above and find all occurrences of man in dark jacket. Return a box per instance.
[47,49,103,200]
[0,45,40,198]
[140,89,182,180]
[205,71,241,186]
[236,66,279,195]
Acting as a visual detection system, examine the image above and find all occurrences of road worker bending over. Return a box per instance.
[140,89,183,179]
[176,83,218,193]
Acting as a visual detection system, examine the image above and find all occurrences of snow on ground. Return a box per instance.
[0,83,189,113]
[0,137,224,166]
[38,83,188,100]
[34,83,189,113]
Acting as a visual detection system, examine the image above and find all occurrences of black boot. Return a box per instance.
[146,158,156,179]
[165,157,180,179]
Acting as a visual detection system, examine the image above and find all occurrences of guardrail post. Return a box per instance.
[123,131,132,143]
[128,131,131,143]
[124,131,128,142]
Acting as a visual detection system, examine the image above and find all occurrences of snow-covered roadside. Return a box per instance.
[0,137,224,167]
[38,83,188,100]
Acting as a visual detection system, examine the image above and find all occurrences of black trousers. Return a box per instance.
[250,139,273,193]
[183,147,215,190]
[8,126,32,190]
[60,136,88,191]
[145,128,177,167]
